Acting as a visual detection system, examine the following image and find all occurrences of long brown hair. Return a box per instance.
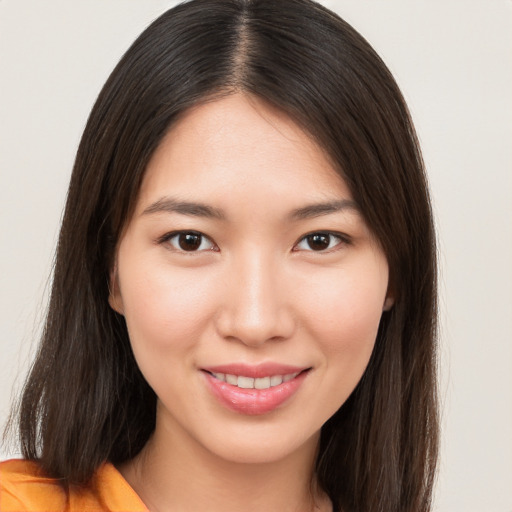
[9,1,438,510]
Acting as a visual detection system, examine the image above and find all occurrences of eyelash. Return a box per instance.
[293,231,350,253]
[158,231,218,253]
[157,230,350,254]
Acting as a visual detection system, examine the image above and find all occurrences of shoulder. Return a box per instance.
[0,459,147,512]
[1,459,67,511]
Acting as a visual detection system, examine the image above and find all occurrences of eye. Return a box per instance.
[294,232,346,252]
[162,231,216,252]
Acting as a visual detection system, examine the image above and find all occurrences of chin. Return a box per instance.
[196,424,321,466]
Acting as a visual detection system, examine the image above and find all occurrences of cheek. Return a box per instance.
[119,260,219,354]
[299,261,387,369]
[118,261,223,402]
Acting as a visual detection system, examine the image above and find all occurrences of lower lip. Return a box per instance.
[203,371,309,415]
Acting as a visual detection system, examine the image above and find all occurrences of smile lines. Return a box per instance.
[210,372,300,390]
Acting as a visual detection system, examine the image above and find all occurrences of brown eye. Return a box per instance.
[165,231,215,252]
[295,232,345,252]
[178,233,202,251]
[306,234,330,251]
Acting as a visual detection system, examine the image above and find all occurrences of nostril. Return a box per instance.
[214,311,295,347]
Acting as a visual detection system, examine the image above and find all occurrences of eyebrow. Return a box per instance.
[142,196,360,221]
[142,197,226,220]
[289,199,360,220]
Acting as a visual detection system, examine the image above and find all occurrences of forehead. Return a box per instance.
[137,93,352,212]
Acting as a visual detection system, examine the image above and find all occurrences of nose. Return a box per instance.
[215,253,296,347]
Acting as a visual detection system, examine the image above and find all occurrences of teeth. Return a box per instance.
[254,376,270,389]
[237,376,254,389]
[211,371,300,389]
[225,373,238,385]
[270,375,283,386]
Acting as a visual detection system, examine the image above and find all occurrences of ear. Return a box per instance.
[383,283,395,312]
[383,294,395,311]
[108,264,124,315]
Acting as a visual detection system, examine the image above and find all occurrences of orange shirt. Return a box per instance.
[0,459,148,512]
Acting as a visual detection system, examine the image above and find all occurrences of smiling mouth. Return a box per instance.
[202,367,311,414]
[201,361,312,414]
[207,371,301,390]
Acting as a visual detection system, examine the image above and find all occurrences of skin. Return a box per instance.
[110,94,393,512]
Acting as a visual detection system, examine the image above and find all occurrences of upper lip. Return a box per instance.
[201,363,309,379]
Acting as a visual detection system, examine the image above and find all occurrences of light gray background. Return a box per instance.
[1,1,511,510]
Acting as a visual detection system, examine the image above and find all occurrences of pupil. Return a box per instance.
[307,234,330,250]
[178,233,201,251]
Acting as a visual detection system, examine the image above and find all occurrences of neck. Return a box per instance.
[119,412,330,512]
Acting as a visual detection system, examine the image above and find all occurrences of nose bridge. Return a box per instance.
[217,248,294,345]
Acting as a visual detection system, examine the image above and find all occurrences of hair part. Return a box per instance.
[8,1,438,510]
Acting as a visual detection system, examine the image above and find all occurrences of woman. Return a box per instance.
[1,0,438,511]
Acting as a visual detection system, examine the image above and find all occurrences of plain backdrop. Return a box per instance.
[1,1,511,510]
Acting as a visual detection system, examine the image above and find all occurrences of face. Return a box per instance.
[110,94,392,465]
